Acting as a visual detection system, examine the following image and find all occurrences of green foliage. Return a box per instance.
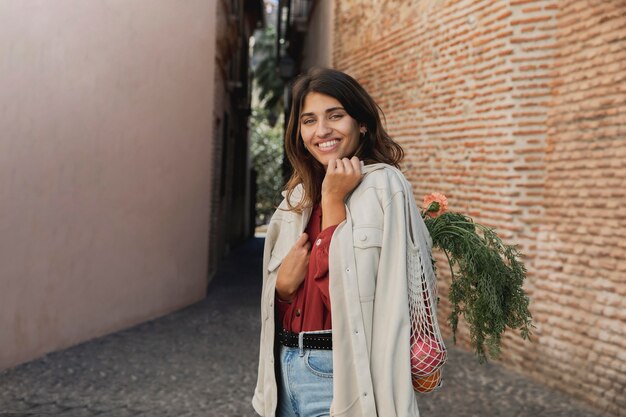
[250,106,284,225]
[423,211,534,363]
[250,22,285,225]
[252,25,284,119]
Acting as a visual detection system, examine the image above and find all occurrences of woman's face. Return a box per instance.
[299,92,363,166]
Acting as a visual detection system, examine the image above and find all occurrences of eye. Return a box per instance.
[330,113,343,120]
[302,118,315,125]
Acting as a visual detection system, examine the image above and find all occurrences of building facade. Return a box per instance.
[210,0,264,274]
[0,0,262,370]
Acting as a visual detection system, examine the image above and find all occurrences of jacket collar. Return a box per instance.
[361,162,389,175]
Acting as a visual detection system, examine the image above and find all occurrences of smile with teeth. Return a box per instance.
[317,139,340,150]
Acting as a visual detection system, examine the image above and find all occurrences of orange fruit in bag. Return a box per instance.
[412,369,441,393]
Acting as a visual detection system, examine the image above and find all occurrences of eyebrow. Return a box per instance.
[300,107,345,119]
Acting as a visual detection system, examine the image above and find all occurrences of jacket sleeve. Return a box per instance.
[369,190,421,416]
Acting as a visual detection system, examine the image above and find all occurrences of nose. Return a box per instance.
[316,119,332,137]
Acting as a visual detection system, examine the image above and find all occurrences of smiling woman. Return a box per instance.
[299,92,363,166]
[253,67,434,417]
[282,67,404,214]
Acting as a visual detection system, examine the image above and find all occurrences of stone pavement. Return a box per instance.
[0,238,609,417]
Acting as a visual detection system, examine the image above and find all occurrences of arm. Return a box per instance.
[321,156,363,228]
[275,233,310,302]
[370,190,420,416]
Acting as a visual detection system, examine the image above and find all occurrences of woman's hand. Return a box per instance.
[321,157,363,229]
[275,233,310,302]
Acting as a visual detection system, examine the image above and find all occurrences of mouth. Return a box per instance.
[316,138,340,152]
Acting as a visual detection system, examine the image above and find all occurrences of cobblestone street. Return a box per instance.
[0,238,609,417]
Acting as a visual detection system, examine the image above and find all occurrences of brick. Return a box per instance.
[511,15,553,26]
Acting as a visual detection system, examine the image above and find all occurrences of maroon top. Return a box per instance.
[276,203,337,332]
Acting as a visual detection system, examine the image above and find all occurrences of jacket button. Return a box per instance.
[316,238,322,246]
[296,309,301,317]
[359,233,367,241]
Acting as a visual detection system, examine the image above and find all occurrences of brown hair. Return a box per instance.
[283,67,404,212]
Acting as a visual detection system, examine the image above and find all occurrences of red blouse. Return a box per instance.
[276,203,337,332]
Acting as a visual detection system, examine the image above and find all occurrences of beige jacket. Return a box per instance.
[252,163,436,417]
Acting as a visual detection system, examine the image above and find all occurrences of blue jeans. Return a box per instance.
[277,331,333,417]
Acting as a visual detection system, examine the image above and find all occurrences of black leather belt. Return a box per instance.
[278,329,333,350]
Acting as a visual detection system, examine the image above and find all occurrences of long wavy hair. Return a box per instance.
[283,67,404,212]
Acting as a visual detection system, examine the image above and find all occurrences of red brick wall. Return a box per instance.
[535,0,626,412]
[332,0,625,414]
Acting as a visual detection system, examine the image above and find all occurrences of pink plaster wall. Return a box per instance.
[302,0,334,69]
[0,0,217,369]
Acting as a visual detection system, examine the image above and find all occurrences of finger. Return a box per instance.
[296,232,308,247]
[341,157,353,174]
[334,158,344,173]
[350,156,361,173]
[327,158,336,173]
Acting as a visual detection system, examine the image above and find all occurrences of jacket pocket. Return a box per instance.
[265,250,288,309]
[352,226,382,300]
[267,228,293,273]
[267,251,286,273]
[353,226,383,249]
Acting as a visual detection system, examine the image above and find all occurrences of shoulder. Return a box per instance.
[279,183,306,208]
[343,164,412,219]
[354,163,409,199]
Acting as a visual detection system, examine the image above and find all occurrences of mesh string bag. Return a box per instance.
[407,244,446,392]
[388,168,447,393]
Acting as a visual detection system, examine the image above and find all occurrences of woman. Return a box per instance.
[253,67,437,417]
